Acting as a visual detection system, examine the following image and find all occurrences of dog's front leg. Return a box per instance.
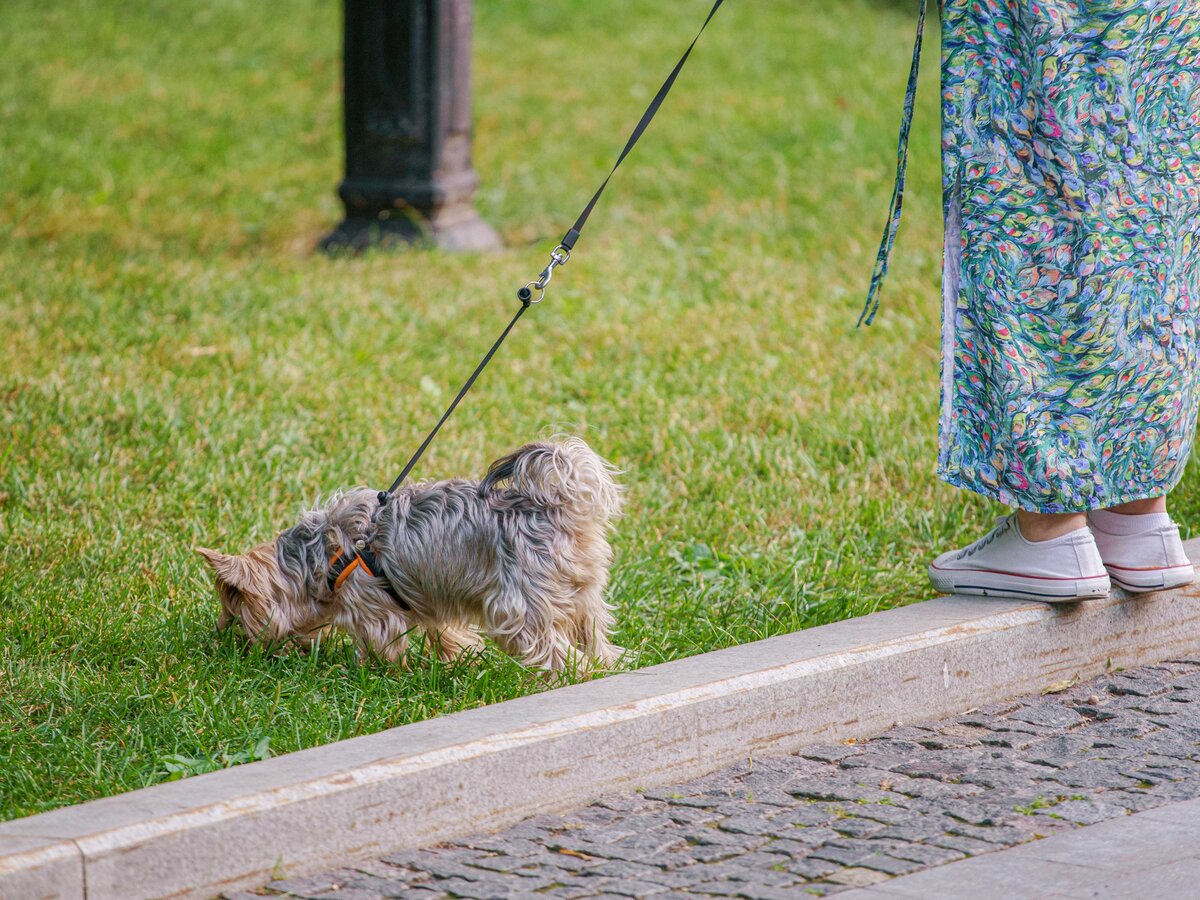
[429,625,485,663]
[355,631,409,666]
[339,604,410,666]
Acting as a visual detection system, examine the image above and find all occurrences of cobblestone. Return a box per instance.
[239,660,1200,898]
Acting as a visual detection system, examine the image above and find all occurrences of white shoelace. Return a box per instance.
[955,515,1013,561]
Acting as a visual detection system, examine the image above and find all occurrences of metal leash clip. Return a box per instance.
[517,245,571,305]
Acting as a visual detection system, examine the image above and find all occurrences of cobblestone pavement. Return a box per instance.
[234,659,1200,899]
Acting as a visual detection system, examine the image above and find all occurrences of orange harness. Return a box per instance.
[326,543,410,610]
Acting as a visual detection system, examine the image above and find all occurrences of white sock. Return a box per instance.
[1089,508,1171,535]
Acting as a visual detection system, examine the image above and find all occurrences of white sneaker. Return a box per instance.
[929,515,1110,602]
[1086,509,1196,593]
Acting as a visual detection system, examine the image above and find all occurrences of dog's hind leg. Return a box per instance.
[571,581,622,669]
[483,586,573,672]
[583,631,623,669]
[501,621,573,672]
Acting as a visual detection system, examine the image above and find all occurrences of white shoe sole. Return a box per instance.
[928,563,1110,603]
[1105,563,1196,594]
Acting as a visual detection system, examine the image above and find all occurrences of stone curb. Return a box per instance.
[4,542,1199,900]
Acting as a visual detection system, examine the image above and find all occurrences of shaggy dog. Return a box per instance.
[198,438,623,671]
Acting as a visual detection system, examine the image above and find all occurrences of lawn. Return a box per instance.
[3,0,1198,821]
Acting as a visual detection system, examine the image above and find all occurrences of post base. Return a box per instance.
[319,204,502,254]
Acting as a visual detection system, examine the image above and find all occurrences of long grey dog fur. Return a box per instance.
[199,437,623,671]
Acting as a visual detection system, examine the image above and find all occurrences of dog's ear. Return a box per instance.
[196,547,251,589]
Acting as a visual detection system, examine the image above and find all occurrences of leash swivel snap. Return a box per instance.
[537,245,571,290]
[517,245,571,305]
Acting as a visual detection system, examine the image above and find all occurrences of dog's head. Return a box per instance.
[197,492,395,655]
[197,540,325,648]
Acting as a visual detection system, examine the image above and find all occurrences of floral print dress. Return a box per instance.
[870,1,1200,513]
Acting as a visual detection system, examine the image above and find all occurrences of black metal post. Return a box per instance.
[320,0,500,252]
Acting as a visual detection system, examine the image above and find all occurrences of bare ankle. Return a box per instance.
[1105,497,1167,516]
[1015,510,1087,542]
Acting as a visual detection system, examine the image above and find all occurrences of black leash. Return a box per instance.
[559,0,725,254]
[382,302,530,498]
[379,0,725,502]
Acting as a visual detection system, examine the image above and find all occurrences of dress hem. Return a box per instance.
[936,466,1175,514]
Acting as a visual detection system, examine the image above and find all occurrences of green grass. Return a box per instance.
[3,0,1199,822]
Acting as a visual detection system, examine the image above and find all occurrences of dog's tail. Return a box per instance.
[480,437,623,526]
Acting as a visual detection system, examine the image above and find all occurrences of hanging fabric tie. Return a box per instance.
[858,0,928,327]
